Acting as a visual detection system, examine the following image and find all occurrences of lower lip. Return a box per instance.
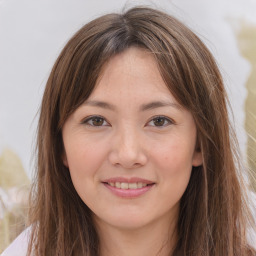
[103,183,155,198]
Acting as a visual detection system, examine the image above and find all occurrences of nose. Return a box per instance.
[108,125,148,169]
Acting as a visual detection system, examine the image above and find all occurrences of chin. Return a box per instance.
[93,209,154,230]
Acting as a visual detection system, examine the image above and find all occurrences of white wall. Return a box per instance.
[1,0,255,178]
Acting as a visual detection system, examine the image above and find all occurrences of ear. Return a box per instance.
[192,137,203,167]
[192,150,203,167]
[62,152,69,168]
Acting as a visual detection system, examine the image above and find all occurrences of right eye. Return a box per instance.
[82,116,109,127]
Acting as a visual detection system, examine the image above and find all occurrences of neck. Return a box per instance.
[94,215,178,256]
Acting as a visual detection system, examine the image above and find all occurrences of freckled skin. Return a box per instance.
[62,47,203,231]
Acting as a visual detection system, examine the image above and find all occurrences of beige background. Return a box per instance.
[236,22,256,188]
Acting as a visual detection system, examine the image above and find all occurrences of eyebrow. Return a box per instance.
[83,100,116,110]
[83,100,182,111]
[140,101,182,111]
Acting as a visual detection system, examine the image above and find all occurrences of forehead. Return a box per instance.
[88,47,178,105]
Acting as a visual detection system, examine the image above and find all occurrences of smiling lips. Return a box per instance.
[108,181,148,189]
[102,178,155,198]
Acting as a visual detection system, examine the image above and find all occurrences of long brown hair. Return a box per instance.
[28,6,255,256]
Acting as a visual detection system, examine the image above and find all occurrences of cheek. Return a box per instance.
[153,140,194,183]
[64,139,110,205]
[155,145,193,208]
[64,138,108,180]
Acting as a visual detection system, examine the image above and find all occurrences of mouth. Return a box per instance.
[102,178,155,198]
[103,181,152,189]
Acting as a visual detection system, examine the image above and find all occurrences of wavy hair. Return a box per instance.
[28,6,255,256]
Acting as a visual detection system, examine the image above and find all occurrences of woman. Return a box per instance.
[2,6,255,256]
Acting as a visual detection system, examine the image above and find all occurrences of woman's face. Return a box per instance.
[62,47,202,230]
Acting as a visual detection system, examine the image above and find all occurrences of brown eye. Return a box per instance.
[153,117,165,126]
[82,116,108,127]
[91,117,104,126]
[147,116,173,127]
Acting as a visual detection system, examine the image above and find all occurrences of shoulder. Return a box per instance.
[1,227,31,256]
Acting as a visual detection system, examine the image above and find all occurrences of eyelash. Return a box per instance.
[81,115,110,127]
[81,115,175,128]
[146,115,175,127]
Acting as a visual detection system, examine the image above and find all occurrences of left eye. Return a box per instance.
[82,116,109,127]
[147,116,173,127]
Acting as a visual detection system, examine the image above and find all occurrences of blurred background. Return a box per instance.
[0,0,255,252]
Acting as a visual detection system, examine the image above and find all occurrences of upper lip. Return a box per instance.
[102,177,155,184]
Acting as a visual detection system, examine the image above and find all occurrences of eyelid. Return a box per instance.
[146,115,175,127]
[80,115,174,127]
[81,115,110,127]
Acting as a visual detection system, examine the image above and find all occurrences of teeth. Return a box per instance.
[121,183,129,189]
[128,183,137,189]
[107,182,148,189]
[137,182,143,188]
